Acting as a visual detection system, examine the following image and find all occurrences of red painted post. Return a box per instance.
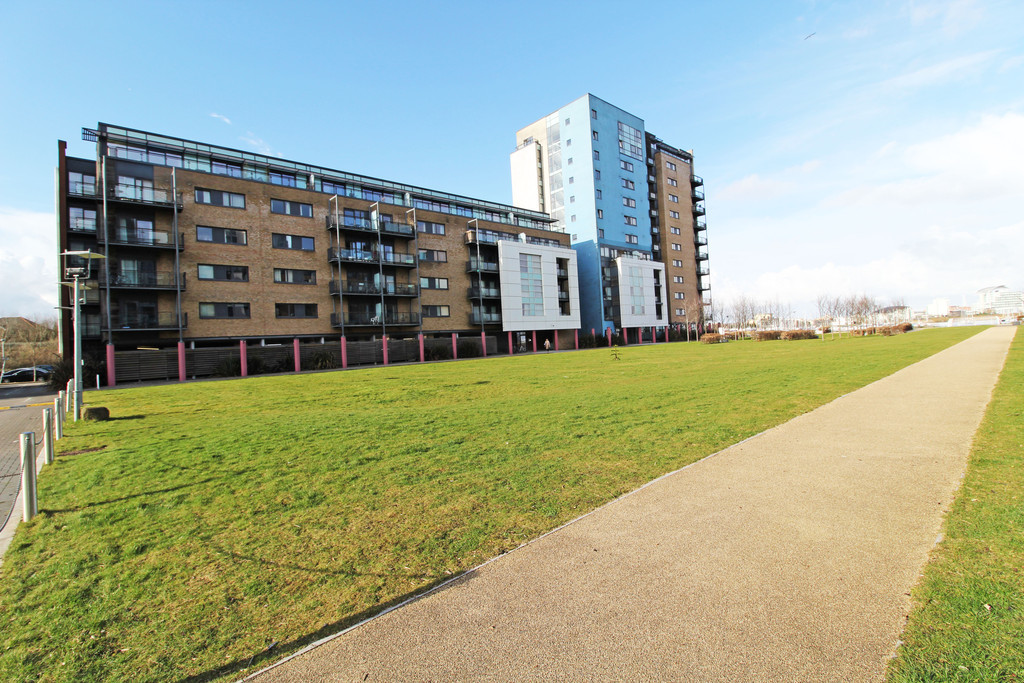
[554,331,559,351]
[507,331,513,354]
[340,336,348,369]
[574,329,579,349]
[178,341,186,382]
[591,328,595,337]
[664,326,669,343]
[606,327,612,346]
[452,333,458,359]
[382,336,389,365]
[651,326,656,344]
[240,340,248,377]
[105,344,116,387]
[293,338,301,372]
[481,331,487,357]
[622,328,628,346]
[418,333,425,363]
[532,331,537,353]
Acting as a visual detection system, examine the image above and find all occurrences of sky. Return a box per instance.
[1,0,1022,320]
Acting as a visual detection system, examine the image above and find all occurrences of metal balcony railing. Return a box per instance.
[693,203,706,216]
[326,215,373,232]
[696,250,709,261]
[331,312,420,327]
[68,181,97,197]
[106,227,184,249]
[694,235,708,247]
[380,221,414,237]
[330,280,417,296]
[100,271,185,289]
[105,312,187,331]
[692,188,705,201]
[109,184,181,208]
[469,312,502,324]
[467,287,501,298]
[697,265,710,276]
[379,251,416,267]
[691,174,703,187]
[69,217,97,232]
[466,259,499,273]
[695,218,707,231]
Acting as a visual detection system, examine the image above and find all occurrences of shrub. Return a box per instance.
[753,330,782,341]
[212,357,241,377]
[897,323,914,333]
[457,341,481,358]
[425,344,452,361]
[579,333,597,349]
[309,349,337,370]
[700,333,725,344]
[47,360,75,391]
[781,330,818,341]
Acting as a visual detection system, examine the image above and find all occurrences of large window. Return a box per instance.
[422,305,450,317]
[667,177,678,187]
[68,171,96,195]
[666,161,677,171]
[195,188,245,208]
[624,216,638,227]
[269,172,297,187]
[623,197,636,208]
[627,266,645,315]
[418,248,447,262]
[275,303,318,318]
[671,243,682,251]
[198,264,248,281]
[417,220,445,235]
[621,178,635,190]
[196,226,247,245]
[617,121,643,160]
[272,233,315,251]
[420,277,448,290]
[271,198,313,217]
[274,268,316,284]
[212,160,242,178]
[69,206,97,232]
[520,253,543,316]
[620,160,634,172]
[199,302,250,319]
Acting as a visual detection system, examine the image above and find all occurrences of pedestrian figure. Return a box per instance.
[544,339,551,351]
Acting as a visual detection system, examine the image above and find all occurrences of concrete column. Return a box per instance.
[54,397,63,440]
[240,340,248,377]
[106,344,116,387]
[554,332,559,351]
[418,334,425,363]
[340,336,348,369]
[481,331,487,357]
[294,338,301,372]
[452,333,458,360]
[532,331,537,353]
[507,331,513,354]
[382,337,389,365]
[606,327,612,346]
[177,341,186,382]
[574,329,579,350]
[664,327,670,343]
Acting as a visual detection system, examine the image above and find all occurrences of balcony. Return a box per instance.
[466,259,499,273]
[691,175,704,187]
[330,280,418,296]
[106,226,185,250]
[694,235,708,247]
[698,279,711,292]
[105,312,187,331]
[692,188,705,201]
[69,216,98,233]
[693,202,706,217]
[328,247,376,264]
[558,290,570,301]
[469,311,502,325]
[696,250,709,261]
[380,220,414,237]
[100,271,186,290]
[695,218,707,231]
[556,267,569,278]
[697,265,710,276]
[465,230,501,246]
[467,286,501,299]
[68,181,97,198]
[108,184,182,209]
[326,215,373,233]
[330,312,420,327]
[379,251,416,267]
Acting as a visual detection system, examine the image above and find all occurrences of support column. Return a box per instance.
[340,336,348,369]
[240,340,248,377]
[294,338,301,372]
[532,331,537,353]
[106,344,116,387]
[651,326,656,344]
[554,331,559,351]
[178,341,186,382]
[452,333,458,360]
[574,329,579,350]
[664,327,670,343]
[507,331,513,355]
[418,333,425,363]
[481,331,487,357]
[606,327,612,346]
[382,336,389,365]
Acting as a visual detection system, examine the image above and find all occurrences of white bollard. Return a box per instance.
[42,408,54,465]
[54,398,63,440]
[21,432,37,522]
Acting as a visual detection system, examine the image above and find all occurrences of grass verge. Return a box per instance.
[0,327,982,682]
[888,327,1023,682]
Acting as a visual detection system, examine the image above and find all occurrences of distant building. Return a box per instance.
[976,286,1024,316]
[926,298,950,317]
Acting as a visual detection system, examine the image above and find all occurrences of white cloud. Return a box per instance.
[880,50,998,92]
[999,54,1024,72]
[240,132,281,157]
[0,208,58,319]
[717,173,795,201]
[210,112,232,124]
[909,0,984,35]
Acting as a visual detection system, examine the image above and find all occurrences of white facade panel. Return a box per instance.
[510,142,543,212]
[498,240,581,331]
[616,256,667,328]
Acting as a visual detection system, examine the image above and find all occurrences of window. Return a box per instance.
[670,210,680,219]
[625,233,639,244]
[570,215,577,222]
[671,243,682,251]
[621,178,635,190]
[198,264,248,282]
[321,179,345,195]
[595,169,601,180]
[567,157,573,165]
[623,197,636,208]
[417,220,445,235]
[270,171,296,187]
[592,130,599,141]
[195,188,244,208]
[593,150,600,161]
[620,160,634,172]
[274,268,316,284]
[199,302,250,319]
[275,303,318,318]
[272,233,315,251]
[418,248,447,262]
[667,161,677,171]
[617,121,644,160]
[69,206,97,232]
[669,194,679,203]
[68,171,96,194]
[422,305,450,318]
[624,216,638,227]
[595,189,602,199]
[676,308,684,315]
[591,108,598,119]
[674,292,686,300]
[597,209,604,219]
[598,228,605,238]
[212,160,242,178]
[673,276,684,283]
[420,277,448,290]
[568,177,574,184]
[672,259,683,267]
[667,177,678,187]
[564,117,570,125]
[570,196,575,203]
[196,226,247,245]
[566,139,572,146]
[520,253,543,316]
[671,227,681,235]
[271,198,313,217]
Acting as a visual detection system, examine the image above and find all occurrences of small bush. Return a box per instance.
[425,344,452,361]
[47,360,75,391]
[753,330,782,341]
[700,333,725,344]
[781,330,818,341]
[579,333,597,349]
[212,357,241,377]
[309,349,337,370]
[897,323,914,333]
[457,341,481,358]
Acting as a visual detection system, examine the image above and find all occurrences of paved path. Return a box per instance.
[250,327,1015,683]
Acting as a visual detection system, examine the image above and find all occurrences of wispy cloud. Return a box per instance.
[240,132,281,158]
[210,112,232,125]
[880,50,999,92]
[0,208,58,319]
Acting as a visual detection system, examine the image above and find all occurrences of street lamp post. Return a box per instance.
[61,250,105,421]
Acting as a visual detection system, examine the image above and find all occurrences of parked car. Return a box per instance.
[1,366,52,383]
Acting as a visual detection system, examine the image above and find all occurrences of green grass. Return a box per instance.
[0,327,982,682]
[888,327,1023,682]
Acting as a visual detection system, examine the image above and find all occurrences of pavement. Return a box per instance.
[0,382,58,558]
[249,326,1016,683]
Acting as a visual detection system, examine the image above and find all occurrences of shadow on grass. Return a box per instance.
[178,571,467,683]
[108,414,145,421]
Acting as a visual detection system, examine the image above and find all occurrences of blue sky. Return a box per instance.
[2,0,1022,319]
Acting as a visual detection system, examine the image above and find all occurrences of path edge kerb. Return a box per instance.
[241,327,994,682]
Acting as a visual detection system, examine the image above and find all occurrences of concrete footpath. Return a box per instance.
[250,327,1016,683]
[0,384,56,542]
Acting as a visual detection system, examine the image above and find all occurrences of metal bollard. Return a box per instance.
[21,432,37,522]
[54,397,63,440]
[42,408,54,465]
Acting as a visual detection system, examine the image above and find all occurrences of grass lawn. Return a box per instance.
[888,326,1023,682]
[0,327,983,682]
